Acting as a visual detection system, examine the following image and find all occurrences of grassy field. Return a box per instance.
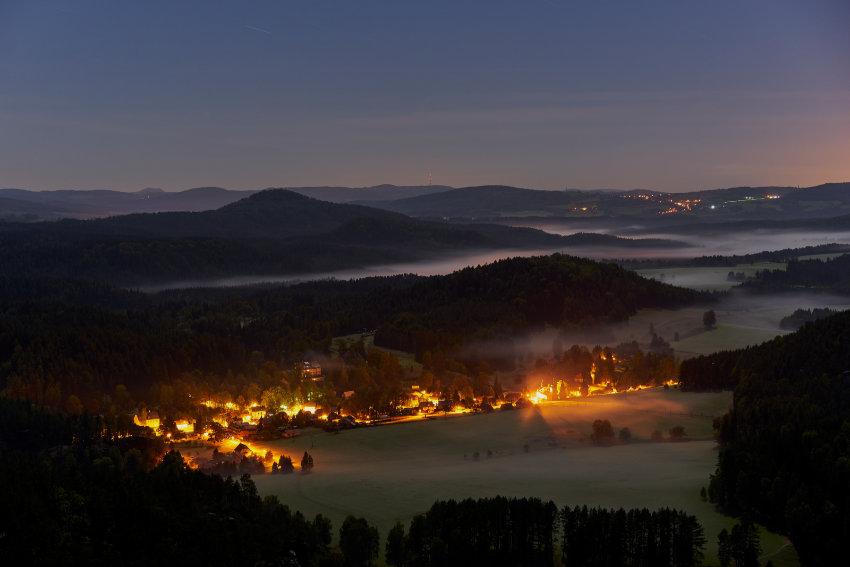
[332,332,421,371]
[251,389,796,566]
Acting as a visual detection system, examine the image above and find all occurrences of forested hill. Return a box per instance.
[9,189,413,239]
[0,184,449,221]
[678,311,850,565]
[0,190,685,285]
[0,254,708,409]
[372,254,706,355]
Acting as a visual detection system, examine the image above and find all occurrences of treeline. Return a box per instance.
[679,311,850,565]
[618,244,850,270]
[779,307,839,330]
[385,498,705,567]
[1,254,706,411]
[743,253,850,294]
[532,338,678,395]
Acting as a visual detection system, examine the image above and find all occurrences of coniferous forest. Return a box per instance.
[680,311,850,565]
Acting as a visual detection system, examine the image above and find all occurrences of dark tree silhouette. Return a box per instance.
[301,451,314,472]
[385,522,407,566]
[339,516,380,567]
[591,419,615,444]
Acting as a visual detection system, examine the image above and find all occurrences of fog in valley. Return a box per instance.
[506,218,850,258]
[139,220,850,291]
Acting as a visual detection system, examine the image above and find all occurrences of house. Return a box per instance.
[301,361,324,382]
[502,391,523,403]
[133,409,161,430]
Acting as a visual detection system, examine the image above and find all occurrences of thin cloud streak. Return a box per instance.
[243,25,272,36]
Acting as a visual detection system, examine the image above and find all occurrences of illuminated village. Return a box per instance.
[130,343,681,475]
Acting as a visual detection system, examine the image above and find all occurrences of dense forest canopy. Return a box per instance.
[680,309,850,392]
[0,254,707,413]
[680,310,850,565]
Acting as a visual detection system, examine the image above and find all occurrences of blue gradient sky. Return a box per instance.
[2,0,849,191]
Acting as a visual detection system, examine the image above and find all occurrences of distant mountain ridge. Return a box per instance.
[4,181,849,223]
[0,184,448,221]
[365,182,850,221]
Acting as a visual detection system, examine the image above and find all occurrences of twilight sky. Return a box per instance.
[1,0,849,192]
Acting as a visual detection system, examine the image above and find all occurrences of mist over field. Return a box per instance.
[461,290,850,369]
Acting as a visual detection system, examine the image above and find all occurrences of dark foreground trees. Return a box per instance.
[561,506,706,567]
[717,520,761,567]
[0,397,353,566]
[339,516,380,567]
[2,398,709,566]
[384,497,705,567]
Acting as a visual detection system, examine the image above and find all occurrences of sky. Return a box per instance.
[1,0,849,192]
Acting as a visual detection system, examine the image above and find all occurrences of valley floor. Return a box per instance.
[251,389,798,566]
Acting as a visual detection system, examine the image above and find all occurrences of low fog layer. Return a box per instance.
[142,244,684,291]
[141,224,850,291]
[508,219,850,258]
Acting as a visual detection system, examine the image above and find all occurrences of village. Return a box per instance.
[130,348,681,476]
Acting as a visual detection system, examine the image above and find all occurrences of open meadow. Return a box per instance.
[606,290,850,358]
[251,389,797,566]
